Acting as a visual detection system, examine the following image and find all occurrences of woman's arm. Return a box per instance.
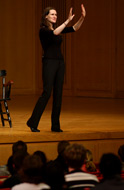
[53,7,75,35]
[53,4,86,35]
[73,4,86,31]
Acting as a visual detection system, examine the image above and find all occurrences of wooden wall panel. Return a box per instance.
[0,0,36,94]
[71,0,116,97]
[116,0,124,98]
[0,139,124,165]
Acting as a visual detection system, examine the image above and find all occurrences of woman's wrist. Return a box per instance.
[81,15,84,19]
[64,22,67,26]
[64,19,69,26]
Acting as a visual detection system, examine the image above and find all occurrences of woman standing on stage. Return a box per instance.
[27,4,86,132]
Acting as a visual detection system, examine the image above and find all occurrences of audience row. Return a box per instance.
[0,140,124,190]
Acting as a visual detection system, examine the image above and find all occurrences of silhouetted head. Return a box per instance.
[12,140,27,155]
[20,154,44,184]
[33,150,47,165]
[57,140,70,157]
[99,153,122,179]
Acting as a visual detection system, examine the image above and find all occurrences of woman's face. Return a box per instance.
[46,9,57,24]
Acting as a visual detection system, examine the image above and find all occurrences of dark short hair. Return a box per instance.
[33,150,47,164]
[12,140,27,155]
[21,154,44,184]
[13,150,28,172]
[57,140,70,156]
[64,143,86,169]
[99,153,122,178]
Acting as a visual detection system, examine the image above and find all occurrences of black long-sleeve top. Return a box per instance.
[39,26,75,60]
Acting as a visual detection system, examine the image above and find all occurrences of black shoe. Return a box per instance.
[29,127,40,132]
[51,129,63,132]
[27,122,40,132]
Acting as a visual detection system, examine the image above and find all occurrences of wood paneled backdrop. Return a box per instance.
[0,0,124,98]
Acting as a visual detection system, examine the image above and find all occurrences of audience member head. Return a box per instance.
[12,140,27,155]
[57,140,70,157]
[7,141,28,175]
[64,143,86,170]
[99,153,122,179]
[20,154,44,184]
[86,149,93,162]
[118,144,124,162]
[85,149,96,172]
[33,150,47,165]
[12,149,29,173]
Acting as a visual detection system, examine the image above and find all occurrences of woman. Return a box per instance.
[27,4,86,132]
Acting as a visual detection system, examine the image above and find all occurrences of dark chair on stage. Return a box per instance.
[0,70,13,128]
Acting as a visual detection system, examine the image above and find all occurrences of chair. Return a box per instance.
[0,70,13,128]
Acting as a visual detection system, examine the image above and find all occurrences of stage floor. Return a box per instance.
[0,95,124,164]
[1,95,124,140]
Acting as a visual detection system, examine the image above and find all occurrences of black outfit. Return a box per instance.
[45,160,65,190]
[27,26,74,131]
[92,175,124,190]
[47,154,69,175]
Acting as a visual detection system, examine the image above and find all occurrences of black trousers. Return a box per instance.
[27,58,65,130]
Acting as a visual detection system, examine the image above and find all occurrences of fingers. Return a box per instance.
[81,4,86,17]
[69,7,74,17]
[81,4,83,9]
[70,7,73,15]
[68,7,75,21]
[72,14,75,19]
[68,4,86,21]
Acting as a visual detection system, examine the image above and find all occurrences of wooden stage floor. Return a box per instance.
[0,95,124,164]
